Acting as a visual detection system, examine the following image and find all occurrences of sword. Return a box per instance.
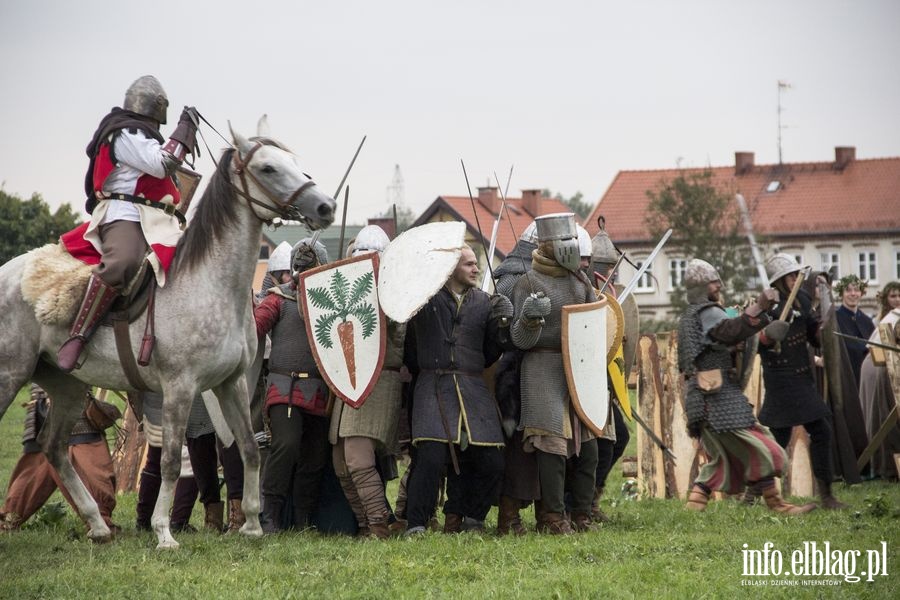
[597,252,626,296]
[613,397,676,462]
[479,165,511,291]
[308,136,367,248]
[618,229,673,304]
[735,194,769,289]
[832,330,900,353]
[493,172,543,321]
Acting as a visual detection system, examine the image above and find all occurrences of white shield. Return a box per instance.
[298,253,386,409]
[561,300,610,437]
[378,221,467,323]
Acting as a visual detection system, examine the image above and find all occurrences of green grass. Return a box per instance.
[1,387,898,599]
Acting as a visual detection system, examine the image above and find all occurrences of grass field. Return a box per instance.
[1,387,897,599]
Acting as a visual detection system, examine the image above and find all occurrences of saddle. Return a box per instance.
[22,243,158,389]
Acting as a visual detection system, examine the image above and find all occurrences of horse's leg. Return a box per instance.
[0,314,40,421]
[33,369,111,541]
[213,375,262,537]
[152,386,194,550]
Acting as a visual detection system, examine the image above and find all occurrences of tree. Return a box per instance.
[0,189,81,265]
[644,170,754,311]
[544,190,593,219]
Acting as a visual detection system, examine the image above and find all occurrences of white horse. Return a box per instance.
[0,117,335,548]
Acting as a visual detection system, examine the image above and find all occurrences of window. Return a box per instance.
[259,245,270,260]
[794,254,803,266]
[634,259,654,293]
[668,258,687,290]
[896,250,900,280]
[857,250,877,282]
[820,252,840,279]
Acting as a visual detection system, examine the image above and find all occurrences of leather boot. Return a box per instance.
[226,499,245,533]
[761,482,817,515]
[57,274,119,372]
[364,512,391,540]
[540,512,573,535]
[570,511,596,532]
[741,482,762,506]
[443,513,463,534]
[817,479,849,510]
[497,495,526,536]
[591,486,610,523]
[204,501,225,532]
[261,495,284,534]
[685,484,710,511]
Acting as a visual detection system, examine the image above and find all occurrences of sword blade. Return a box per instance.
[618,398,676,461]
[618,229,673,303]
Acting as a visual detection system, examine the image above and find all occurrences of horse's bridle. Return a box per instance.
[230,140,319,226]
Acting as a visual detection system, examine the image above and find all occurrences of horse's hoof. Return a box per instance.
[239,523,263,538]
[87,526,113,543]
[156,539,180,550]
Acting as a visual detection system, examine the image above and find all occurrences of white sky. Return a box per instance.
[1,0,898,226]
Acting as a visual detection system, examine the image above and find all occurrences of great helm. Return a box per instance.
[351,225,391,257]
[123,75,169,124]
[765,253,802,285]
[684,259,721,304]
[267,241,292,273]
[535,212,579,272]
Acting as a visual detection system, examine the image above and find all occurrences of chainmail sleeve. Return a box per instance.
[510,275,543,350]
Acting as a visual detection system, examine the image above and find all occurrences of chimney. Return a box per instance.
[521,189,543,217]
[366,217,396,240]
[477,186,501,214]
[735,152,755,175]
[834,146,856,170]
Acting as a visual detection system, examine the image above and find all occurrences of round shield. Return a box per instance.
[378,221,467,323]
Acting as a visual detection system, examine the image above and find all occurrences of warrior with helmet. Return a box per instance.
[757,253,848,510]
[254,238,331,532]
[509,212,599,534]
[57,75,200,372]
[678,259,817,514]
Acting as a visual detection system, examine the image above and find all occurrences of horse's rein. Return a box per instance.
[194,112,318,227]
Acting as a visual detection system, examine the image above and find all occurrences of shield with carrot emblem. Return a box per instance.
[298,253,386,409]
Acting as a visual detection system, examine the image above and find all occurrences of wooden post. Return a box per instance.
[636,334,666,498]
[111,403,148,493]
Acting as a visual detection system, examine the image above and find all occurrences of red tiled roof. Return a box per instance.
[584,156,900,243]
[415,194,572,257]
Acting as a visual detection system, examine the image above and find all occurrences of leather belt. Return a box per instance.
[104,193,186,226]
[421,368,482,377]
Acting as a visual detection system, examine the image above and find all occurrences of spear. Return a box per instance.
[338,186,350,259]
[460,159,496,283]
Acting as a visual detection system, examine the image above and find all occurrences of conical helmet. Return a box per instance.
[576,225,592,258]
[123,75,169,124]
[352,225,391,257]
[590,229,617,267]
[267,241,292,273]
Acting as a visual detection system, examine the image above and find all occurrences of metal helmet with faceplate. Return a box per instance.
[123,75,169,124]
[765,253,802,285]
[535,212,579,272]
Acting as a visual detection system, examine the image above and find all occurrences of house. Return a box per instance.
[584,147,900,321]
[412,187,572,278]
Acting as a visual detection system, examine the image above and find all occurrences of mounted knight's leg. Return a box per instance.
[57,221,147,373]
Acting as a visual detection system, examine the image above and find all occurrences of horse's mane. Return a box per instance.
[174,149,240,273]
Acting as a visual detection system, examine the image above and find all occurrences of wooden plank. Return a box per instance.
[783,426,814,498]
[636,334,666,498]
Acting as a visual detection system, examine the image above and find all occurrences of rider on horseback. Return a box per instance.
[57,75,199,372]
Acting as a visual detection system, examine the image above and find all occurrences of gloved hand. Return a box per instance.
[490,293,513,319]
[168,106,199,152]
[763,320,790,342]
[291,243,319,272]
[522,292,551,320]
[746,288,779,317]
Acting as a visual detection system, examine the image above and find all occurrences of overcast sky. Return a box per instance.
[2,0,898,227]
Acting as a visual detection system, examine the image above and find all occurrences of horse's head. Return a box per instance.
[229,117,336,230]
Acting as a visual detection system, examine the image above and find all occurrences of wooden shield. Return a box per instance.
[561,300,610,437]
[298,253,386,409]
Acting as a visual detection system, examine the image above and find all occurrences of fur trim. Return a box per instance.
[20,244,93,325]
